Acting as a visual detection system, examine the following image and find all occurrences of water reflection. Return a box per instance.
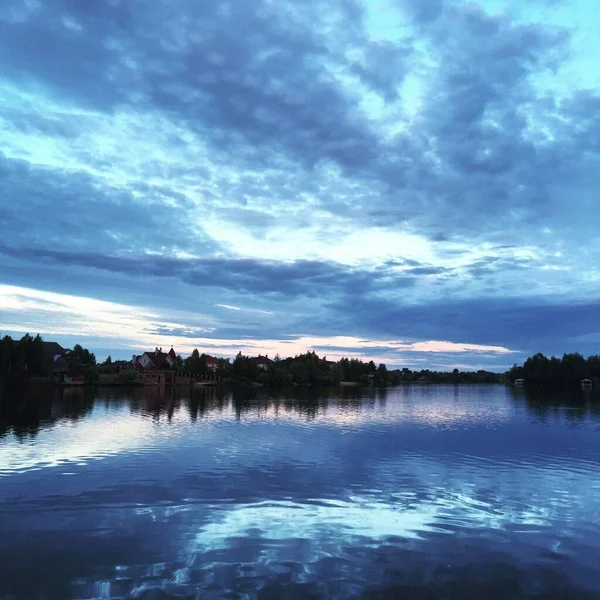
[0,385,95,441]
[1,384,599,599]
[5,384,599,439]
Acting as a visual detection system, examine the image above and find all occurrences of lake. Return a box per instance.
[1,384,599,599]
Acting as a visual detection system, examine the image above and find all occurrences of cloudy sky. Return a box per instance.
[0,0,599,370]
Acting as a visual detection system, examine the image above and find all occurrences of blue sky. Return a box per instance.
[0,0,599,370]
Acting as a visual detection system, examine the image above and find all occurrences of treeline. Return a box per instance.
[2,332,504,392]
[180,350,501,386]
[0,333,98,387]
[507,353,600,387]
[399,368,501,384]
[1,334,45,383]
[180,350,401,386]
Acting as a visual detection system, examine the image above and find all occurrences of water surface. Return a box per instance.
[1,384,599,599]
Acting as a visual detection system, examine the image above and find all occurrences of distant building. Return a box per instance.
[205,355,220,371]
[581,378,593,388]
[249,356,274,371]
[142,371,168,386]
[514,378,525,386]
[132,347,177,371]
[112,360,131,371]
[41,342,75,374]
[41,341,65,361]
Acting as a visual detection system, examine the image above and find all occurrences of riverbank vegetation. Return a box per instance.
[507,353,600,387]
[2,333,504,393]
[16,332,600,398]
[0,334,100,389]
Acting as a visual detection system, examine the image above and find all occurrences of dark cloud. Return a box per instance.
[149,325,214,338]
[329,294,600,357]
[0,153,216,255]
[464,256,535,278]
[0,243,421,298]
[2,0,596,242]
[383,3,580,238]
[0,0,391,174]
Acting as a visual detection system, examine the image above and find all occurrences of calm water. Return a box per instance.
[1,385,600,600]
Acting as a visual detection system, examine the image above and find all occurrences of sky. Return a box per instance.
[0,0,599,370]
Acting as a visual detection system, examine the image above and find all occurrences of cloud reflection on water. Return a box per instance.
[1,386,600,598]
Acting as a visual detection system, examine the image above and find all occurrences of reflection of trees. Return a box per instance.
[2,384,423,438]
[0,384,95,440]
[223,386,387,422]
[509,385,600,422]
[188,386,229,421]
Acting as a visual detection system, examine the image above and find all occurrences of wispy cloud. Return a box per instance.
[0,285,516,367]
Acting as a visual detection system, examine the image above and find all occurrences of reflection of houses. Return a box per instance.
[581,378,593,388]
[249,356,274,371]
[132,347,177,371]
[62,375,85,386]
[514,378,525,386]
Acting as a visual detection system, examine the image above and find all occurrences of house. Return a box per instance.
[41,342,75,374]
[249,355,274,371]
[142,371,168,386]
[205,355,219,371]
[514,378,525,386]
[205,355,220,371]
[581,378,593,388]
[132,347,177,371]
[112,360,131,371]
[42,341,65,362]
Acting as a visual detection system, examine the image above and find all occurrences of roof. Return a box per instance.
[249,355,274,365]
[168,347,177,360]
[41,341,65,359]
[148,351,169,368]
[204,355,219,363]
[138,350,170,369]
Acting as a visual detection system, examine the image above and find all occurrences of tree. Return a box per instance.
[376,363,388,384]
[120,369,140,383]
[232,352,255,380]
[173,354,184,370]
[73,344,96,366]
[507,351,599,388]
[184,349,205,375]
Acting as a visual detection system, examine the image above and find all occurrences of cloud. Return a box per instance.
[328,294,600,358]
[0,244,375,297]
[0,285,516,369]
[1,0,599,367]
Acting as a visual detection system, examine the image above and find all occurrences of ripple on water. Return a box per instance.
[2,385,600,599]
